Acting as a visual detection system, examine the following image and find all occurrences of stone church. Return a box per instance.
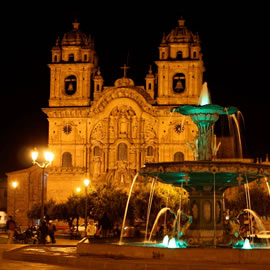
[7,18,204,226]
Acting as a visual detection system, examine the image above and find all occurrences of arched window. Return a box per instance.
[62,152,72,167]
[193,51,197,58]
[117,143,128,160]
[147,146,154,156]
[161,52,165,59]
[93,146,102,156]
[173,73,185,94]
[174,152,184,161]
[54,55,58,62]
[64,75,77,95]
[69,54,74,62]
[84,54,87,61]
[177,51,183,59]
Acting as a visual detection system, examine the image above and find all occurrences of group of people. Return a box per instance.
[6,216,56,245]
[39,220,56,244]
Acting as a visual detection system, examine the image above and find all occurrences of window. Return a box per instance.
[174,152,184,161]
[64,75,77,95]
[148,83,152,90]
[62,152,72,167]
[54,55,58,62]
[69,54,74,62]
[93,146,102,156]
[161,52,165,59]
[117,143,128,160]
[147,146,154,156]
[193,51,197,58]
[177,51,183,59]
[84,54,87,61]
[173,73,185,94]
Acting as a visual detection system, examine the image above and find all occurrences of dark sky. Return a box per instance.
[0,3,269,177]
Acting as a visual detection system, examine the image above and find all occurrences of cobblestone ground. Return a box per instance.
[0,259,82,270]
[1,237,270,270]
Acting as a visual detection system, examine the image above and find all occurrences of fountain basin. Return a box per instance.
[172,104,238,116]
[77,242,270,265]
[140,160,270,189]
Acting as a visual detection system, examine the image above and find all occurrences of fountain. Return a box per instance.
[77,83,270,267]
[140,82,270,247]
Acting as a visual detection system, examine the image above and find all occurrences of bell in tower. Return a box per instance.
[155,18,205,105]
[173,73,185,93]
[67,83,74,91]
[64,75,77,96]
[48,21,98,106]
[175,79,184,92]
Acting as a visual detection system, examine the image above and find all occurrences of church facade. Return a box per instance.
[7,18,205,226]
[42,19,204,202]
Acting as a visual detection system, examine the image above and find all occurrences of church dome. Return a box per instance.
[165,18,200,44]
[114,77,135,87]
[61,21,91,47]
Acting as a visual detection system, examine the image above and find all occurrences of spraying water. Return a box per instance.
[144,178,156,242]
[198,82,211,106]
[265,177,270,196]
[242,209,266,232]
[148,207,175,241]
[119,173,139,244]
[230,114,243,158]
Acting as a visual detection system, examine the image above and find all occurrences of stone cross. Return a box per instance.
[121,64,130,78]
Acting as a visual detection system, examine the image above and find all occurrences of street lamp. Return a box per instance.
[31,148,54,223]
[84,179,90,236]
[12,181,18,221]
[75,187,81,193]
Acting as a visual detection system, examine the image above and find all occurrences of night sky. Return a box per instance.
[0,3,269,178]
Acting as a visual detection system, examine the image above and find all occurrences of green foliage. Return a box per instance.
[225,184,270,217]
[27,199,56,220]
[130,183,188,227]
[27,183,189,229]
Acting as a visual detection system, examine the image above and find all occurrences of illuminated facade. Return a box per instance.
[42,19,205,202]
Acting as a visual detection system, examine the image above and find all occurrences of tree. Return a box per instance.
[130,182,189,228]
[225,184,270,217]
[27,199,56,221]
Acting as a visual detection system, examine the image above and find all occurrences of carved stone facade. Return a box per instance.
[7,18,205,218]
[41,18,204,202]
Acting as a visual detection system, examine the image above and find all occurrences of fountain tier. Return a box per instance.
[140,100,270,246]
[172,104,238,160]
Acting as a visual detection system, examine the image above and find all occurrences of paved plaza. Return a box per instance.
[1,236,270,269]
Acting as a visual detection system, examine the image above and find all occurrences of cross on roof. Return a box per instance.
[120,64,130,78]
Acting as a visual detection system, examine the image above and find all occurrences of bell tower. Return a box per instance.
[155,18,205,105]
[48,21,98,107]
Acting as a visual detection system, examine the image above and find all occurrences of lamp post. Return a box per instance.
[12,181,18,221]
[31,149,54,223]
[84,179,90,236]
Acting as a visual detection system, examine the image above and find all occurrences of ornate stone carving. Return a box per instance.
[91,121,106,142]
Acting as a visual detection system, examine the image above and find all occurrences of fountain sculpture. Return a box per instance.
[77,83,270,267]
[140,82,270,247]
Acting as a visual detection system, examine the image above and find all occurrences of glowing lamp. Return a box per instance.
[44,151,54,163]
[12,181,18,188]
[84,179,90,187]
[32,151,38,161]
[76,187,81,193]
